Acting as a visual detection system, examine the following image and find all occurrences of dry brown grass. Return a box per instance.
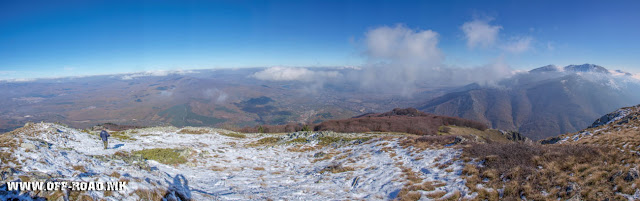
[397,191,422,201]
[315,109,487,135]
[394,161,442,200]
[109,171,121,178]
[443,126,519,143]
[109,131,135,141]
[236,108,487,135]
[399,135,461,152]
[131,188,166,201]
[437,191,461,201]
[219,132,246,138]
[426,191,447,199]
[312,152,336,163]
[320,163,355,174]
[462,142,640,200]
[209,166,225,171]
[0,133,19,171]
[72,165,87,172]
[287,145,318,152]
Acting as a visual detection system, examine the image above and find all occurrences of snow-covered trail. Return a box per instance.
[2,123,472,200]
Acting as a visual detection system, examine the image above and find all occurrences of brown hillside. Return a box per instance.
[238,108,488,135]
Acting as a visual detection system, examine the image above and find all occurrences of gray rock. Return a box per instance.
[625,168,639,182]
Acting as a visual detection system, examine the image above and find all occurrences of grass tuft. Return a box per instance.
[133,148,188,165]
[177,128,208,134]
[109,131,135,141]
[248,137,281,146]
[219,132,246,138]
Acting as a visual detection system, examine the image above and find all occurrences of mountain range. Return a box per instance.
[1,64,638,140]
[419,64,640,139]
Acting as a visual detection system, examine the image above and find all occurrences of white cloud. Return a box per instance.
[461,19,502,49]
[365,24,442,63]
[357,25,445,96]
[459,57,517,86]
[356,25,516,96]
[251,67,340,82]
[502,36,533,53]
[253,24,521,96]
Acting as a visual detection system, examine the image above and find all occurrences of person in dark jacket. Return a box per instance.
[100,130,110,149]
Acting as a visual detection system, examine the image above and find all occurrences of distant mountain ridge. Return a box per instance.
[419,64,640,140]
[564,64,610,73]
[529,63,631,75]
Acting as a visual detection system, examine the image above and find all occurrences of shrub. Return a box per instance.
[302,124,311,132]
[438,126,451,133]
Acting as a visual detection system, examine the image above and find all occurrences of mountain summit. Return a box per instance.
[529,64,611,74]
[564,64,610,74]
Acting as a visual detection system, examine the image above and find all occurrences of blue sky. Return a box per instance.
[1,0,640,79]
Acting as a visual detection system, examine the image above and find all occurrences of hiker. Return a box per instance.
[100,130,110,149]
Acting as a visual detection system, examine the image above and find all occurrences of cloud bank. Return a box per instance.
[461,19,534,54]
[364,25,442,63]
[356,25,516,95]
[250,24,519,96]
[461,19,502,48]
[358,25,445,96]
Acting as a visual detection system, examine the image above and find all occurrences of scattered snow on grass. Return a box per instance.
[2,123,472,200]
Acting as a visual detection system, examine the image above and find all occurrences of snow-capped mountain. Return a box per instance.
[528,64,561,73]
[529,63,635,76]
[564,64,610,74]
